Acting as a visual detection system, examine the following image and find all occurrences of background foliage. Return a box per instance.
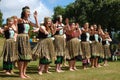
[53,0,120,32]
[0,0,120,39]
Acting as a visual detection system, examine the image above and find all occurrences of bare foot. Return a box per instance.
[14,64,18,68]
[20,75,26,79]
[98,64,102,68]
[86,67,90,69]
[103,63,108,66]
[69,68,75,71]
[10,71,15,75]
[24,74,31,78]
[73,67,78,70]
[45,71,52,74]
[49,66,52,69]
[91,66,95,68]
[5,72,11,75]
[38,71,42,75]
[56,70,61,73]
[59,70,64,72]
[83,67,87,70]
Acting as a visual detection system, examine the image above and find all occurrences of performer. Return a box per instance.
[11,16,18,41]
[32,17,56,75]
[1,17,17,75]
[77,23,83,61]
[54,15,66,72]
[90,24,99,68]
[102,31,112,66]
[16,6,38,78]
[65,20,81,71]
[97,25,104,67]
[81,22,91,70]
[11,16,18,68]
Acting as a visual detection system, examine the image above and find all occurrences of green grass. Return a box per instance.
[0,38,120,80]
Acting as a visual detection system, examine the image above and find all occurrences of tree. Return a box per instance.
[53,0,120,31]
[52,6,65,23]
[74,0,93,24]
[0,10,3,27]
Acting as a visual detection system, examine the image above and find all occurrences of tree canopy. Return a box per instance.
[0,10,3,27]
[53,0,120,32]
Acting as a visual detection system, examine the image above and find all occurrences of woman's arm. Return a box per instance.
[56,23,64,31]
[76,28,82,37]
[29,11,39,28]
[11,24,17,33]
[32,27,40,32]
[0,27,4,34]
[39,26,49,35]
[4,25,9,31]
[50,24,57,35]
[56,27,63,31]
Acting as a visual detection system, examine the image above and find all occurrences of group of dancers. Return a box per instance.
[0,6,112,79]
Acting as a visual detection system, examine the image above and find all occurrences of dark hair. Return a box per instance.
[56,15,62,22]
[21,6,30,19]
[53,15,62,23]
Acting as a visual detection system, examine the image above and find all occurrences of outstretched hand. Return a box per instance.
[34,11,38,18]
[75,23,79,29]
[65,18,69,25]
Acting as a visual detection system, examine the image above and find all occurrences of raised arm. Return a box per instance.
[29,11,39,28]
[76,23,82,35]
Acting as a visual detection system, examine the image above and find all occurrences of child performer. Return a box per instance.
[2,17,17,75]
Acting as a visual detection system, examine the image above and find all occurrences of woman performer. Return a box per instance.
[97,25,104,67]
[81,22,91,70]
[90,24,99,68]
[54,15,66,72]
[65,20,81,71]
[102,31,112,66]
[32,17,56,75]
[16,6,38,78]
[11,16,18,68]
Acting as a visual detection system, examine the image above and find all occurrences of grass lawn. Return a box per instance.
[0,38,120,80]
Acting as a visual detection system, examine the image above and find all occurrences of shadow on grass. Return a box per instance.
[0,72,19,78]
[0,63,84,76]
[26,65,84,74]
